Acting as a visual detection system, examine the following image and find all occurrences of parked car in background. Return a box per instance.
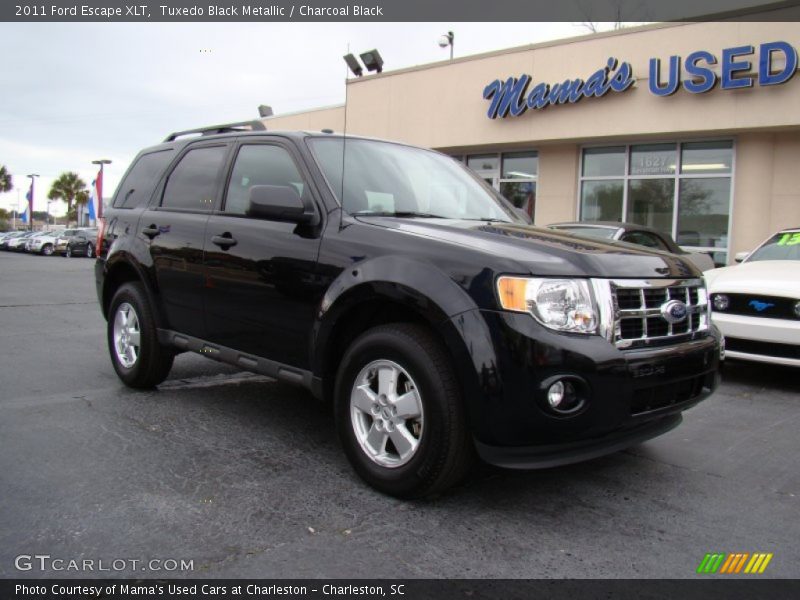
[54,229,80,255]
[55,227,97,256]
[0,232,24,249]
[26,231,61,256]
[64,228,98,257]
[705,227,800,367]
[7,231,37,252]
[548,222,716,272]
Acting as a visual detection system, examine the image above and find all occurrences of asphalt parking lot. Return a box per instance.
[0,250,798,579]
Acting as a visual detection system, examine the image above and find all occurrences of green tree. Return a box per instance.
[48,172,87,224]
[0,165,12,194]
[74,189,90,223]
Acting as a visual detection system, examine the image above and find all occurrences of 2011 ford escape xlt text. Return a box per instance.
[95,121,721,498]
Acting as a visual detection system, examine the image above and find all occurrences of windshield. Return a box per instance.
[552,225,617,240]
[747,231,800,262]
[308,137,517,222]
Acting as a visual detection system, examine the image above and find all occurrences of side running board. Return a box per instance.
[157,328,313,390]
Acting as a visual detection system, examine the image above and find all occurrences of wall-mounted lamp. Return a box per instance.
[438,31,454,60]
[343,53,363,77]
[359,49,384,74]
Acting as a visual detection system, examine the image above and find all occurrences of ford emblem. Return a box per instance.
[661,299,688,324]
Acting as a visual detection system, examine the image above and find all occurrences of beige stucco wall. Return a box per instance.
[536,145,580,225]
[264,21,800,263]
[265,105,345,132]
[332,21,800,148]
[731,131,800,256]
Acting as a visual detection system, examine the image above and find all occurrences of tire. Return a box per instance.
[107,282,174,389]
[334,323,474,498]
[65,246,72,258]
[42,244,53,256]
[86,244,94,258]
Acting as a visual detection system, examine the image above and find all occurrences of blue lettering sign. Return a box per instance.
[759,41,798,86]
[483,57,634,119]
[683,51,718,94]
[484,41,797,119]
[721,45,755,90]
[649,56,681,96]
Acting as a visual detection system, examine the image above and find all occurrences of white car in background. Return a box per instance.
[705,227,800,367]
[27,231,61,255]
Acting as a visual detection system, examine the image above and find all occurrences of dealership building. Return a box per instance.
[263,20,799,266]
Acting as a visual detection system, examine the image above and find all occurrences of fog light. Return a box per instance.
[713,294,730,311]
[547,381,565,408]
[794,300,800,319]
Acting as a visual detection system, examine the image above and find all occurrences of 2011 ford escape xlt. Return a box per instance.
[95,121,721,498]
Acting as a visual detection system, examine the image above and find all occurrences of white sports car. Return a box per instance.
[705,227,800,367]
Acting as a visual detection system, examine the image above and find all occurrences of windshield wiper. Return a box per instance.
[351,211,450,219]
[461,217,513,223]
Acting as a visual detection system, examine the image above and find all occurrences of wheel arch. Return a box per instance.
[311,256,494,430]
[101,255,164,327]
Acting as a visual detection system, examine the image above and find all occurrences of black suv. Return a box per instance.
[96,121,721,498]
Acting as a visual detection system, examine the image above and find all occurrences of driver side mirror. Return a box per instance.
[246,185,315,224]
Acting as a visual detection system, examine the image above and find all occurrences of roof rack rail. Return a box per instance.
[163,120,267,142]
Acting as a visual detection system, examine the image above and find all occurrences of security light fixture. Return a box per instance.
[343,53,363,77]
[258,105,274,118]
[438,31,454,60]
[359,49,384,74]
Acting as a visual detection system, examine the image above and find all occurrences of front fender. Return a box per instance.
[311,256,501,432]
[312,255,478,362]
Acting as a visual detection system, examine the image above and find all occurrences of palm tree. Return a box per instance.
[48,172,87,224]
[0,165,12,194]
[75,189,90,224]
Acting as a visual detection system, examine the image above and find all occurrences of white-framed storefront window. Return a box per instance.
[578,141,734,266]
[462,151,538,219]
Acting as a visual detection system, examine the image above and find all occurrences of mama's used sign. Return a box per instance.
[483,41,798,119]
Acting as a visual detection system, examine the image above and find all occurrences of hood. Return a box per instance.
[705,260,800,296]
[358,217,699,279]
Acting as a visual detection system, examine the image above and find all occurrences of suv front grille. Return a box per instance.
[609,279,709,348]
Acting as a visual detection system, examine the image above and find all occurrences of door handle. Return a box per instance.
[211,234,237,249]
[141,224,160,239]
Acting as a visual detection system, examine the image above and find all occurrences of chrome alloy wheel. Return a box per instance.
[113,302,141,368]
[350,359,424,468]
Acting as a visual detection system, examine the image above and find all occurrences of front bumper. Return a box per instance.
[475,414,683,469]
[713,312,800,367]
[452,310,720,460]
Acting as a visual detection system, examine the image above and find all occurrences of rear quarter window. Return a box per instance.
[113,149,175,209]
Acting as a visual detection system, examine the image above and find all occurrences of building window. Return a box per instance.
[579,141,733,265]
[465,151,538,219]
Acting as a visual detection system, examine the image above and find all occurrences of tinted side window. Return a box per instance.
[224,145,305,215]
[622,231,669,251]
[113,150,174,209]
[162,146,227,211]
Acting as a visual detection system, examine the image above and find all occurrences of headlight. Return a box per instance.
[497,276,598,334]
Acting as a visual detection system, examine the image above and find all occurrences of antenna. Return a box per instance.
[340,44,351,231]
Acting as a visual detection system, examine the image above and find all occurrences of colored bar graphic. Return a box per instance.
[719,554,736,573]
[700,552,773,575]
[697,553,726,573]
